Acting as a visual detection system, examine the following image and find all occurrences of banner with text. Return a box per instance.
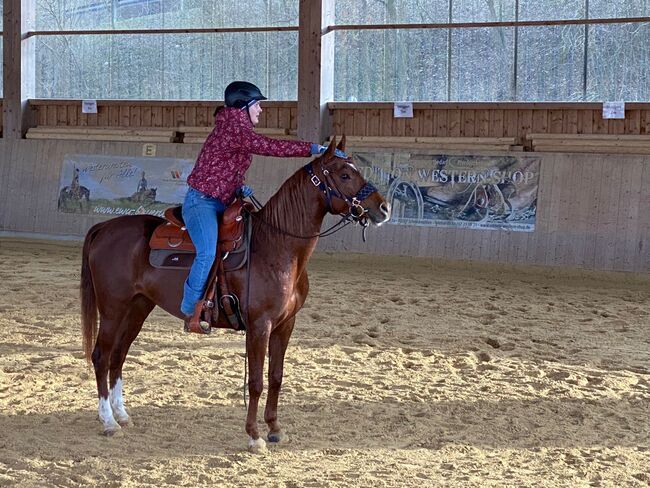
[57,154,194,217]
[353,152,540,231]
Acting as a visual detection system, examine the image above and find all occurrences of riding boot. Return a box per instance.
[184,302,211,334]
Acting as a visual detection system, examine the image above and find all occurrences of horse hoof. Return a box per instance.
[268,431,287,443]
[102,425,122,437]
[247,437,267,454]
[117,417,132,427]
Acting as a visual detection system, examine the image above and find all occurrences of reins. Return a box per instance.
[245,161,375,241]
[248,193,357,239]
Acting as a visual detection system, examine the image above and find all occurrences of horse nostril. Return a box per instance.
[380,202,391,215]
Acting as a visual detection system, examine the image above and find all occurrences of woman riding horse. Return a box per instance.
[182,81,346,333]
[81,138,390,451]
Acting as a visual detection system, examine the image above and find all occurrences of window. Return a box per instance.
[333,0,650,101]
[34,0,299,99]
[35,32,298,99]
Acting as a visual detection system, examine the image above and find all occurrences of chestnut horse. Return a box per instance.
[80,137,390,452]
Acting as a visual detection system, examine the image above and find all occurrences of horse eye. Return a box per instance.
[340,174,350,180]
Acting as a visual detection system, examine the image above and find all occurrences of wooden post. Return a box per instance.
[3,0,36,139]
[297,0,335,144]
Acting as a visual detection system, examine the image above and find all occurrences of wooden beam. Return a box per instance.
[527,133,650,141]
[325,16,650,33]
[25,26,299,38]
[29,99,295,108]
[3,0,36,139]
[25,133,175,142]
[328,102,650,110]
[297,0,334,144]
[28,126,177,136]
[532,145,650,155]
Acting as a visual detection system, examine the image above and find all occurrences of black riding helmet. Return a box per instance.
[224,81,267,109]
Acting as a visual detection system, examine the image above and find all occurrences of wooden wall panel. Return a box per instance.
[488,109,503,137]
[476,109,490,137]
[641,110,650,134]
[549,109,563,133]
[576,109,592,134]
[24,101,650,144]
[326,103,650,148]
[28,101,296,130]
[625,110,640,134]
[638,164,650,271]
[503,109,518,139]
[461,109,475,137]
[448,109,461,137]
[405,115,418,137]
[614,158,644,271]
[1,140,647,273]
[581,158,605,269]
[435,110,448,136]
[379,109,393,136]
[593,161,623,270]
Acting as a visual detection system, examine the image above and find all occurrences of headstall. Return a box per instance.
[303,161,378,221]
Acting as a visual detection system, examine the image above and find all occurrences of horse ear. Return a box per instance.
[336,134,346,152]
[324,136,337,158]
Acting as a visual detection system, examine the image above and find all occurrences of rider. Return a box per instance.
[181,80,345,334]
[137,171,148,193]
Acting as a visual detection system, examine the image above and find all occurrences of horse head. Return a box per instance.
[310,135,391,226]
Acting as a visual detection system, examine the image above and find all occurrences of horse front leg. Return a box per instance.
[265,316,295,444]
[245,320,271,453]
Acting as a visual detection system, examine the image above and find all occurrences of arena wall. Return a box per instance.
[0,139,648,273]
[26,101,650,148]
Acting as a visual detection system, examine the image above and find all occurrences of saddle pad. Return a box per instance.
[149,249,195,269]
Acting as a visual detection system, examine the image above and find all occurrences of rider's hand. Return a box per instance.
[310,143,326,155]
[310,143,349,159]
[238,185,254,198]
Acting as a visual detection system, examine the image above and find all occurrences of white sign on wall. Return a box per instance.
[393,102,414,118]
[602,101,625,119]
[81,100,98,114]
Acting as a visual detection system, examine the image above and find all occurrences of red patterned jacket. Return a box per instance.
[187,107,312,204]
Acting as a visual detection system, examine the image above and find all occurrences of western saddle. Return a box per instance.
[149,198,253,333]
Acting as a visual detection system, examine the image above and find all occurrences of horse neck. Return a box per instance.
[255,168,327,262]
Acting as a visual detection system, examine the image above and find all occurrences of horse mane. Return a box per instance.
[253,163,322,241]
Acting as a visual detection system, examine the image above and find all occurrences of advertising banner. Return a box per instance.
[57,154,193,217]
[353,152,540,231]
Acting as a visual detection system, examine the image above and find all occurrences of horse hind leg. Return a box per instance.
[92,315,125,436]
[265,316,295,444]
[109,295,154,427]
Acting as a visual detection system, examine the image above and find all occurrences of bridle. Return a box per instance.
[303,159,378,222]
[248,157,379,240]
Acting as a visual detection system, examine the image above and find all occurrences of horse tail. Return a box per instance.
[81,222,104,364]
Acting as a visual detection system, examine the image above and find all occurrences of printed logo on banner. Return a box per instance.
[352,152,540,232]
[57,154,194,217]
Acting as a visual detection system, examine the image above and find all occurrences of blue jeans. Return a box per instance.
[180,187,226,316]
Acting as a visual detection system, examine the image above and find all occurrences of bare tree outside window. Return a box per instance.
[22,0,650,101]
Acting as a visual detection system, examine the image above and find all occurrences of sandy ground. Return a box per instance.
[0,237,648,487]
